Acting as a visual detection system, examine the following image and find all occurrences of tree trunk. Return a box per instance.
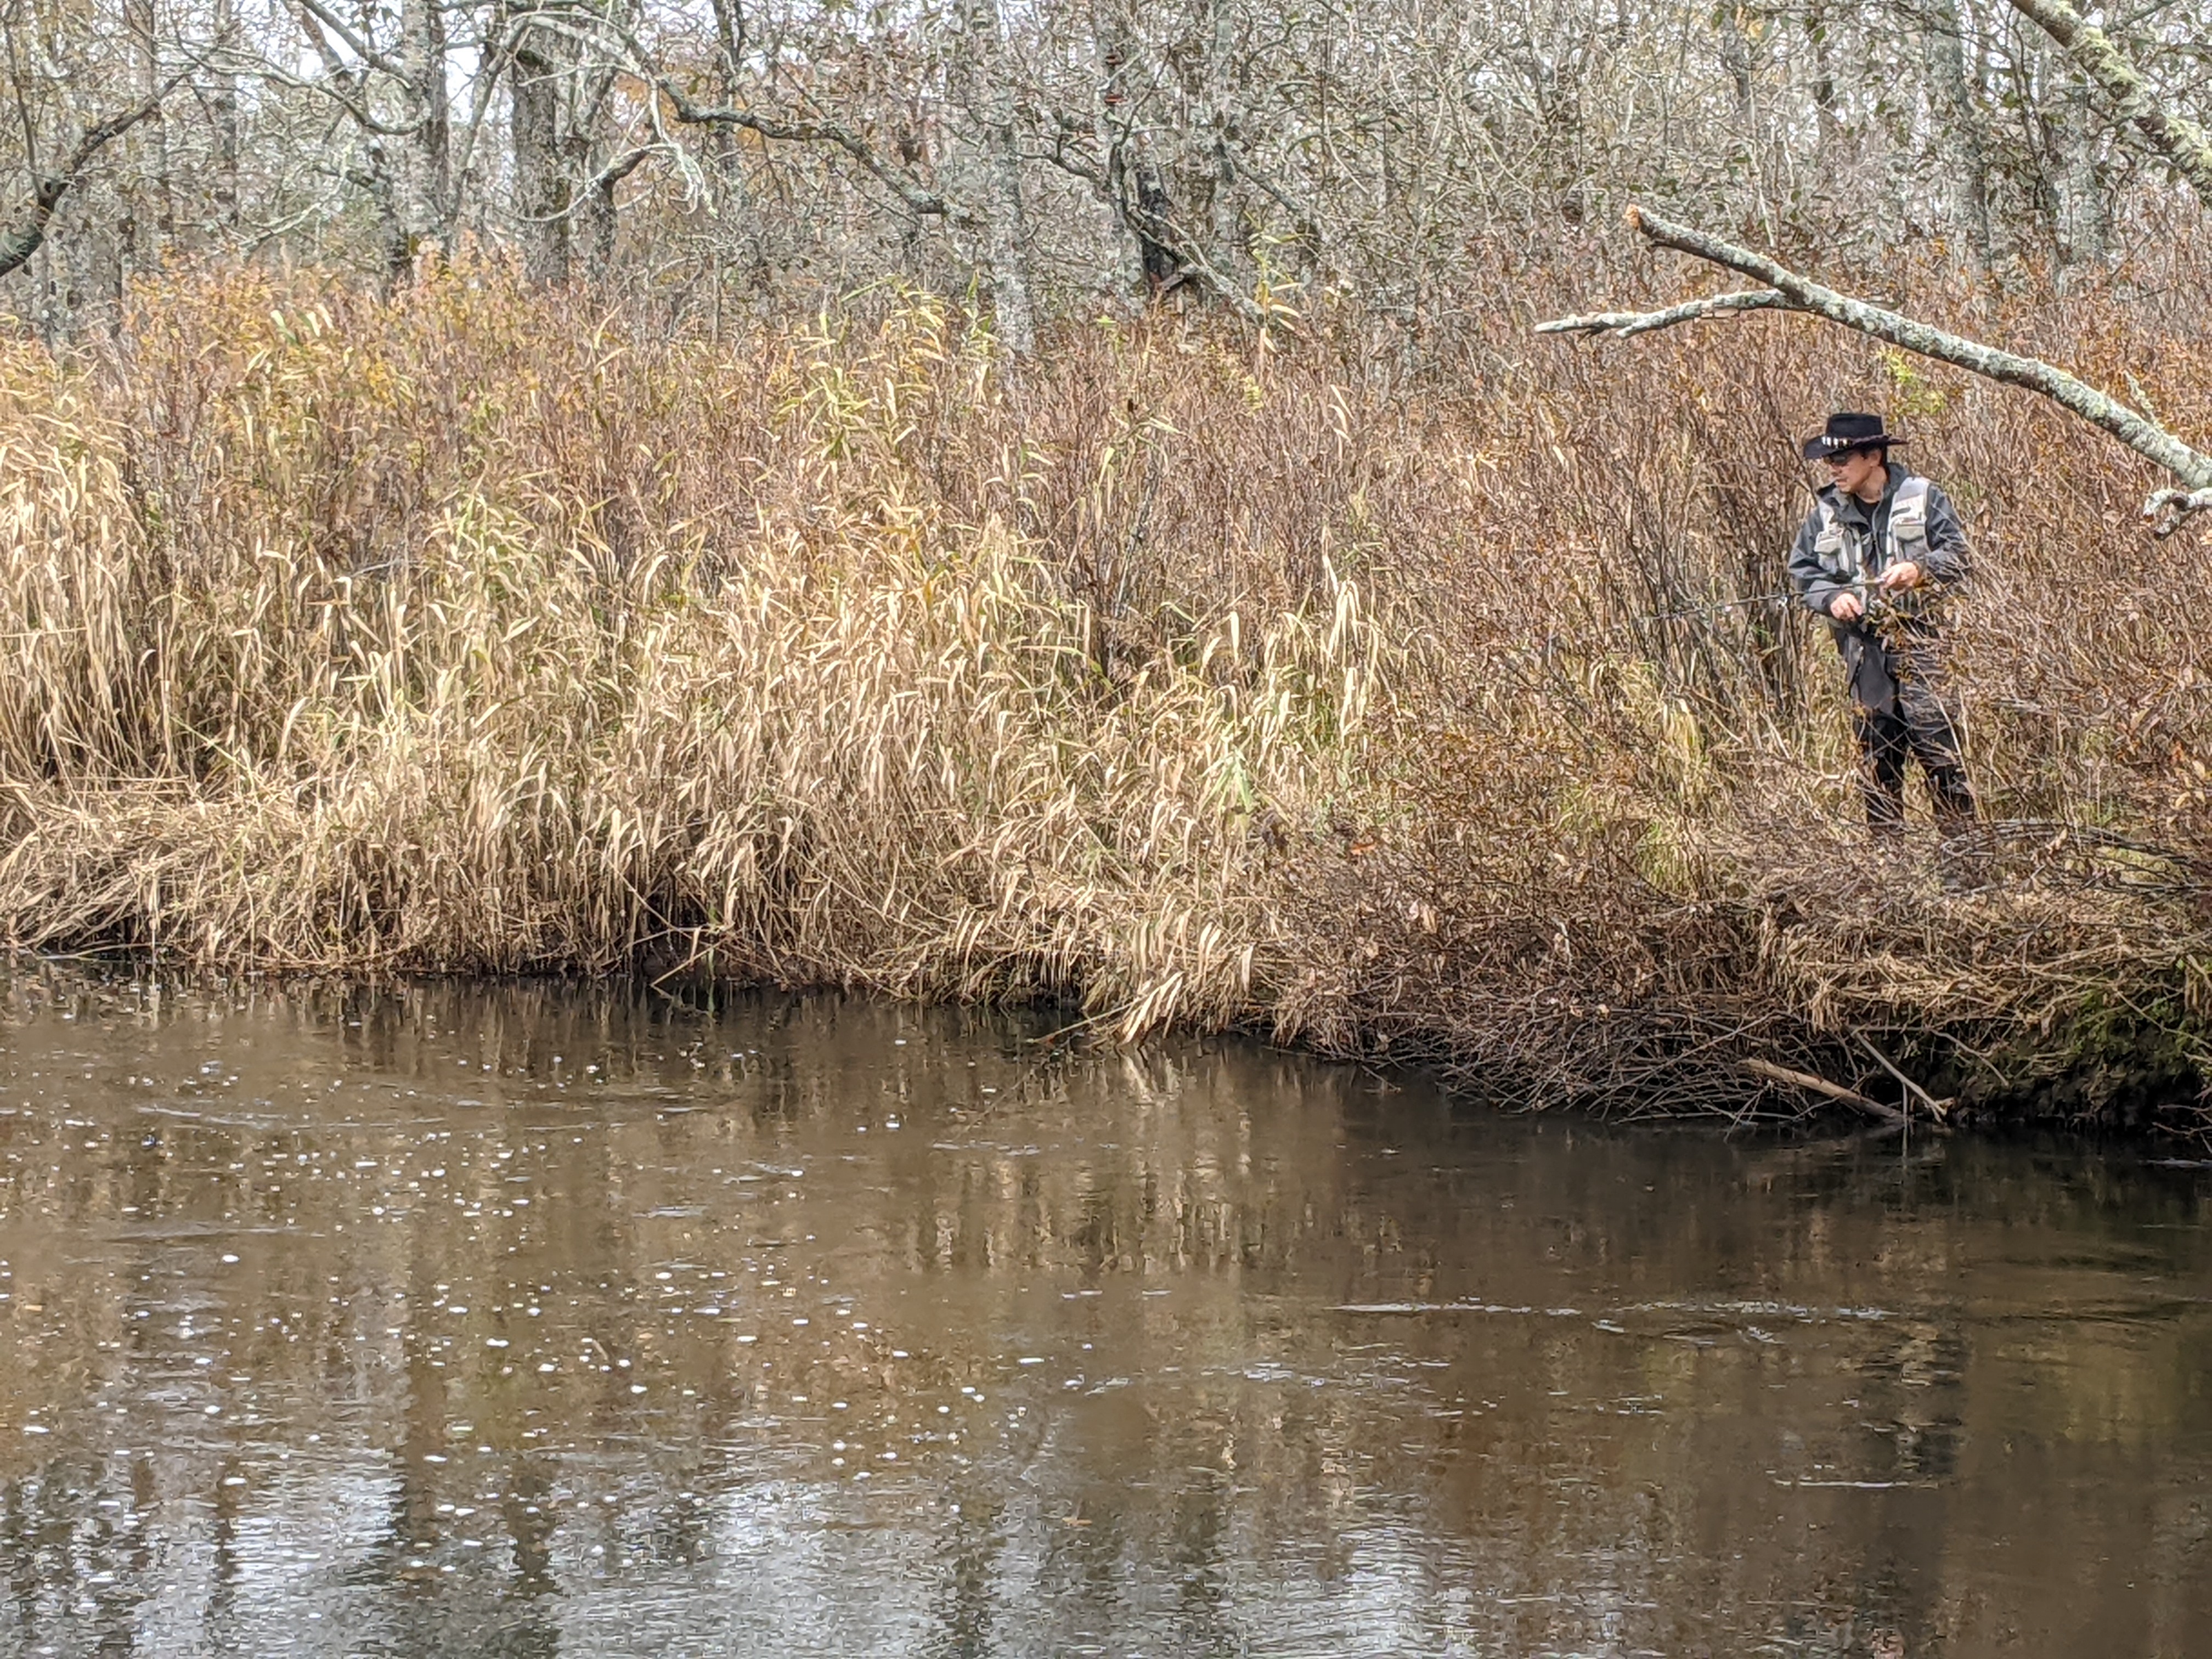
[1133,153,1178,292]
[116,0,168,302]
[578,66,624,274]
[1925,0,1994,274]
[2052,82,2108,276]
[586,153,622,273]
[1805,0,1838,162]
[394,0,454,275]
[511,14,572,285]
[1093,12,1144,297]
[706,0,772,291]
[1198,0,1244,284]
[961,0,1035,356]
[211,0,241,234]
[1717,9,1755,126]
[133,0,173,247]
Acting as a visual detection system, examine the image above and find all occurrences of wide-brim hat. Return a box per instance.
[1802,411,1908,461]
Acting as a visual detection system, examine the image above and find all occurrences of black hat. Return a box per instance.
[1802,411,1907,461]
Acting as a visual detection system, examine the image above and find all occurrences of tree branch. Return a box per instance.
[1538,205,2212,533]
[1217,144,1324,255]
[656,79,949,218]
[2146,487,2212,526]
[1035,131,1266,323]
[1740,1057,1907,1125]
[294,0,407,78]
[1534,288,1787,338]
[477,0,951,223]
[510,142,654,225]
[2006,0,2212,206]
[0,92,168,279]
[1125,196,1264,320]
[246,51,425,138]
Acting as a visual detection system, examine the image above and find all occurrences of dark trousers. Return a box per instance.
[1853,681,1974,832]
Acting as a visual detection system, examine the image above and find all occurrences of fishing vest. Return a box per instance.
[1811,475,1931,585]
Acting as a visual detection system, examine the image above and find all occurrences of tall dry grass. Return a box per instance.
[1,258,2207,1121]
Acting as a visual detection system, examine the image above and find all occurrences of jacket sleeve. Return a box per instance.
[1918,482,1970,586]
[1787,505,1845,617]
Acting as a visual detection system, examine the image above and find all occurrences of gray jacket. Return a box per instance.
[1786,464,1970,714]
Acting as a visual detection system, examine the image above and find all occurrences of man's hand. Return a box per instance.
[1876,561,1923,592]
[1829,591,1865,622]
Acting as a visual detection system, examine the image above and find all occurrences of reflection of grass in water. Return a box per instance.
[0,263,2208,1118]
[0,974,2209,1649]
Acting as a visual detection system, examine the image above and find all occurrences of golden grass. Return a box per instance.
[0,276,1382,1046]
[0,258,2207,1120]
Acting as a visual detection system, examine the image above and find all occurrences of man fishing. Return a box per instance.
[1787,412,1976,836]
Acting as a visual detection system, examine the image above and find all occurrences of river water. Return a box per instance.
[0,972,2207,1658]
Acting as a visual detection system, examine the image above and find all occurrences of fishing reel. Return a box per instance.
[1849,578,1936,640]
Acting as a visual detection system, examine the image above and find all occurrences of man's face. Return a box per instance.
[1823,446,1886,500]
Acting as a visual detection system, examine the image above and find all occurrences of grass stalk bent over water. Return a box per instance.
[2,263,2209,1125]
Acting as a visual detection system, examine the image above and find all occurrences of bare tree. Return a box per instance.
[0,0,2203,342]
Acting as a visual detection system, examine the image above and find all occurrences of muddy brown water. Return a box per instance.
[0,972,2207,1658]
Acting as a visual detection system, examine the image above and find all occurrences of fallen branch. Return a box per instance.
[1855,1035,1953,1124]
[2146,486,2212,533]
[1741,1056,1908,1125]
[1534,288,1786,340]
[1538,206,2212,535]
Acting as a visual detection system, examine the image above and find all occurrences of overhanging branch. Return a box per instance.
[1536,206,2212,535]
[484,2,952,223]
[1535,288,1786,339]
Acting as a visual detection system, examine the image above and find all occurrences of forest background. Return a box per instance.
[0,0,2208,1125]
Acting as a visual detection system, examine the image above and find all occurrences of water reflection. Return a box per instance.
[0,969,2207,1657]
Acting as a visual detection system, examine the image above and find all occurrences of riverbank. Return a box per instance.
[2,263,2207,1127]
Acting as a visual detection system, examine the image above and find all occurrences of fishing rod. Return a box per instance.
[1630,590,1796,627]
[1634,577,1933,629]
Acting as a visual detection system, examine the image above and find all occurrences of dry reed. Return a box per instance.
[1,257,2207,1125]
